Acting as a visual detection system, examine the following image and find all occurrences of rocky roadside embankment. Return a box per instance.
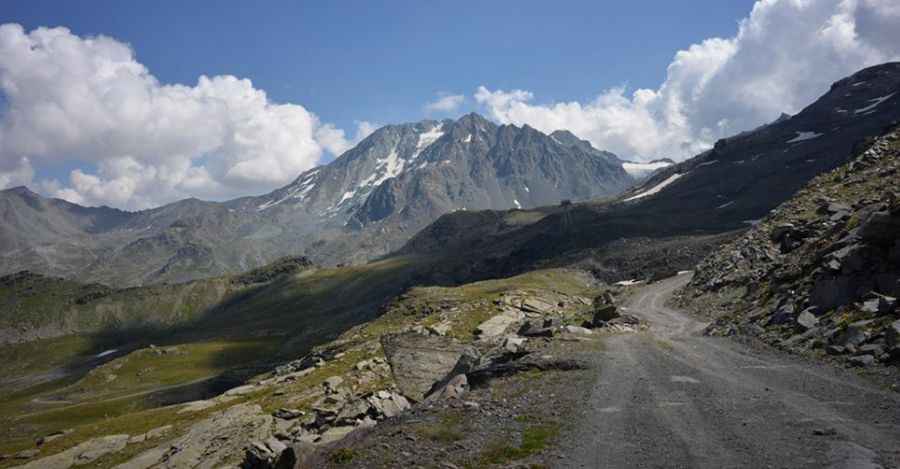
[677,128,900,383]
[7,269,641,468]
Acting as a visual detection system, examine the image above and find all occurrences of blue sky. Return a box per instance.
[1,0,898,209]
[2,0,754,132]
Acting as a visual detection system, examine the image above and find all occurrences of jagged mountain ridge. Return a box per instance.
[395,62,900,281]
[618,63,900,215]
[0,113,633,287]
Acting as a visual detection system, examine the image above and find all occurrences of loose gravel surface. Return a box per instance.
[562,273,900,469]
[315,273,900,468]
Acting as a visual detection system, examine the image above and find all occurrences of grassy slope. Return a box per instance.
[0,255,425,457]
[0,271,235,344]
[0,267,599,465]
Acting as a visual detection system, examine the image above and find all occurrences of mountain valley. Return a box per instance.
[0,63,899,469]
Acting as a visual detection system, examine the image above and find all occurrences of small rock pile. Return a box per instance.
[245,381,413,467]
[582,292,648,333]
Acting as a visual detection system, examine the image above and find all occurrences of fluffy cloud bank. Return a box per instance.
[424,93,465,113]
[0,23,373,209]
[476,0,900,161]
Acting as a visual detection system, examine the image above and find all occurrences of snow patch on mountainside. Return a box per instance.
[624,173,684,201]
[257,172,319,211]
[338,190,356,205]
[358,149,406,190]
[786,131,823,143]
[414,125,445,158]
[855,93,895,114]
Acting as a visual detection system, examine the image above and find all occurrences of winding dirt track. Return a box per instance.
[564,273,900,469]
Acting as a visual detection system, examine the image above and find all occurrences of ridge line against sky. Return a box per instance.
[1,0,899,210]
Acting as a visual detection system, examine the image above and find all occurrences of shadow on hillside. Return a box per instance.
[10,198,757,417]
[44,258,431,408]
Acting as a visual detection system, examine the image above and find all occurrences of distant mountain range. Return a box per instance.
[4,62,897,289]
[395,62,900,281]
[0,113,641,286]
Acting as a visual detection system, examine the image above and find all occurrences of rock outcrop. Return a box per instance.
[13,434,129,469]
[381,333,479,401]
[126,403,273,469]
[681,127,900,370]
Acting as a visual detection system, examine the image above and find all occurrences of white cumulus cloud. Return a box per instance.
[424,93,465,113]
[0,23,371,209]
[475,0,900,161]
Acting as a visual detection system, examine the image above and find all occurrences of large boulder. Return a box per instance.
[518,317,559,337]
[366,390,411,418]
[425,374,469,402]
[888,321,900,363]
[811,275,856,311]
[770,223,808,253]
[831,324,868,348]
[767,304,796,326]
[592,304,620,325]
[520,297,557,315]
[244,437,289,469]
[475,309,524,340]
[887,320,900,349]
[859,210,900,246]
[381,333,478,401]
[796,310,819,331]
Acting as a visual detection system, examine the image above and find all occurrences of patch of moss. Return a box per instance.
[330,447,357,464]
[478,423,560,466]
[416,413,467,443]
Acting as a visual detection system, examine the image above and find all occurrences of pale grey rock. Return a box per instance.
[323,376,344,393]
[520,298,557,315]
[502,336,528,353]
[426,374,469,401]
[316,426,357,445]
[563,325,594,335]
[129,404,272,469]
[381,332,479,401]
[796,310,819,330]
[475,309,525,340]
[15,434,129,469]
[223,384,257,397]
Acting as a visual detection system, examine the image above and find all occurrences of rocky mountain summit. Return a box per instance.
[0,114,633,287]
[679,127,900,372]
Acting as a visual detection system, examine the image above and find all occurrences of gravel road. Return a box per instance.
[563,273,900,469]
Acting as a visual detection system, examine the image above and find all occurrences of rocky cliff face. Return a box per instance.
[678,127,900,369]
[0,114,633,287]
